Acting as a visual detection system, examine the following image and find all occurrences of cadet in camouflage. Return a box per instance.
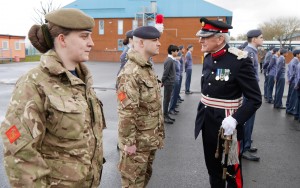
[0,8,106,187]
[116,26,165,187]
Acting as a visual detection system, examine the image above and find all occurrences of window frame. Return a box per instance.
[118,20,123,35]
[99,20,104,35]
[15,41,21,50]
[2,41,9,50]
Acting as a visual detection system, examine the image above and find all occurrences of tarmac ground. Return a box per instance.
[0,61,300,188]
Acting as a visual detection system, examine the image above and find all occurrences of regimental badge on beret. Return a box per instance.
[228,47,248,60]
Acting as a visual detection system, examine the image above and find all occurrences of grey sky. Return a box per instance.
[207,0,300,37]
[0,0,299,38]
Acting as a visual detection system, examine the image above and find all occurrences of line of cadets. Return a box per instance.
[161,44,192,124]
[263,47,300,117]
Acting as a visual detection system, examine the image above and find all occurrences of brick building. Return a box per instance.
[65,0,232,63]
[0,35,25,62]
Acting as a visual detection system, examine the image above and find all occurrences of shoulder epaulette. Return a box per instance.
[228,47,248,60]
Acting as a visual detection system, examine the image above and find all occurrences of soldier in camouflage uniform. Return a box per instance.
[116,26,165,188]
[0,8,106,187]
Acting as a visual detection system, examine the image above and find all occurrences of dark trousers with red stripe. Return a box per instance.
[202,122,243,188]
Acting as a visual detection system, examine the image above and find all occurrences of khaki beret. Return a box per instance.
[45,8,95,31]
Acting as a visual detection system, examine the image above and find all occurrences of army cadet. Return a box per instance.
[185,44,194,94]
[241,29,264,162]
[286,50,300,114]
[274,48,288,109]
[0,8,106,187]
[266,48,280,103]
[293,56,300,121]
[116,26,165,187]
[262,46,275,100]
[195,17,262,187]
[177,45,185,102]
[118,30,134,75]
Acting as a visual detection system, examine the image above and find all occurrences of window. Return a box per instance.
[118,20,123,35]
[118,39,124,51]
[99,20,104,35]
[132,20,138,30]
[15,41,21,50]
[2,41,8,50]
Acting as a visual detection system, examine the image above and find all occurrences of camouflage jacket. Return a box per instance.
[0,50,106,187]
[116,49,165,151]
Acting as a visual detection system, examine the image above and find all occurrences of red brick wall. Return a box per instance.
[89,17,228,64]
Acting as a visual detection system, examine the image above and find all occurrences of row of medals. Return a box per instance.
[215,69,230,81]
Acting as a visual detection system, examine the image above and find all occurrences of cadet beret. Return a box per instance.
[196,17,233,38]
[293,49,300,56]
[268,45,275,50]
[187,45,193,50]
[45,8,95,31]
[280,48,288,54]
[273,48,280,53]
[125,30,133,38]
[178,45,184,50]
[238,42,248,50]
[133,26,161,39]
[247,29,262,38]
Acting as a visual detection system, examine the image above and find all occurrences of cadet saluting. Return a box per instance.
[195,18,262,187]
[0,8,106,187]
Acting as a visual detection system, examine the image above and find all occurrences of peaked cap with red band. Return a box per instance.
[196,17,233,38]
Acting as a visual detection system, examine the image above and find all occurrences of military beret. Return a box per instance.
[273,48,280,53]
[187,45,193,50]
[238,42,248,50]
[268,45,275,50]
[178,45,184,50]
[293,49,300,56]
[280,48,288,54]
[133,26,161,39]
[45,8,95,31]
[247,29,262,38]
[196,17,233,38]
[125,30,133,38]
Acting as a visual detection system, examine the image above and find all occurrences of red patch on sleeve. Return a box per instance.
[118,92,127,101]
[5,125,21,143]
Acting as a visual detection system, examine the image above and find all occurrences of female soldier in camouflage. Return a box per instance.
[0,8,106,187]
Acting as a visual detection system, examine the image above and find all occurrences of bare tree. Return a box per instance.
[33,0,61,25]
[229,36,236,41]
[259,17,300,48]
[236,34,247,41]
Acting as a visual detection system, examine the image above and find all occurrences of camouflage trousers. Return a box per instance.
[118,150,157,188]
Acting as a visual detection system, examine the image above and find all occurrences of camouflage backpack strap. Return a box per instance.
[228,47,248,60]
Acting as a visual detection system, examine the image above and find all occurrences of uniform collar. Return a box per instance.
[40,50,91,86]
[211,44,228,59]
[168,54,176,60]
[247,43,258,52]
[127,49,152,67]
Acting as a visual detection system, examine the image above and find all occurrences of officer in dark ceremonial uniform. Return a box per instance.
[195,18,262,188]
